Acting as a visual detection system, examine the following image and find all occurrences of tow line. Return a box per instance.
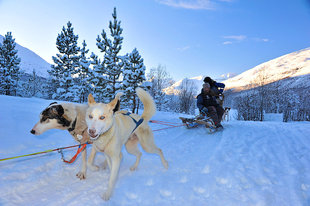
[0,120,184,163]
[0,143,89,163]
[149,120,185,131]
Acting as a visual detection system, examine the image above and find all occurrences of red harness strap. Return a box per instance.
[59,143,87,164]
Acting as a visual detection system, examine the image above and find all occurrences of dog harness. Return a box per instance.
[68,117,77,132]
[122,112,144,134]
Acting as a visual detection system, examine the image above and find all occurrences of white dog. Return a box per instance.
[86,87,168,200]
[222,107,231,121]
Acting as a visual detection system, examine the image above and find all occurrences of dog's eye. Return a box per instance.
[99,116,105,120]
[89,115,93,119]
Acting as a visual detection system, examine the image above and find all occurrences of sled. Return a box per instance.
[179,115,217,133]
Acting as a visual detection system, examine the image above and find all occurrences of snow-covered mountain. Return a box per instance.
[223,47,310,91]
[0,34,50,78]
[219,73,237,81]
[164,47,310,95]
[163,75,204,95]
[163,73,237,95]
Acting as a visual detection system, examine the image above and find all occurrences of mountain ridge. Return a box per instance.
[164,47,310,95]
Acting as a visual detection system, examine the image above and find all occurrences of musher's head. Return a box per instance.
[203,83,210,93]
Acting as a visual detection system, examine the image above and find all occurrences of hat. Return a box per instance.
[203,83,210,88]
[204,77,212,83]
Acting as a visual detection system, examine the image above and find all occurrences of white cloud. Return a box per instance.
[177,46,191,51]
[157,0,216,10]
[222,35,270,45]
[222,41,232,45]
[222,35,246,45]
[223,35,247,41]
[253,37,270,42]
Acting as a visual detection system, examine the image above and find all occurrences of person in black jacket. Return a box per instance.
[203,76,225,94]
[203,76,225,106]
[197,83,224,128]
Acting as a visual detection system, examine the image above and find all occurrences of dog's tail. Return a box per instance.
[136,87,156,121]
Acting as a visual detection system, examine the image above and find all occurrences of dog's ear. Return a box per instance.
[50,105,61,115]
[88,94,96,106]
[108,92,123,113]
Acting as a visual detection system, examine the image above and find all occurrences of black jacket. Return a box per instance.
[197,90,218,110]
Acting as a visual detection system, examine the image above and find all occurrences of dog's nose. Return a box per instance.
[88,128,96,135]
[30,129,36,134]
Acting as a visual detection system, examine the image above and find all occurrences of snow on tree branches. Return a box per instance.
[0,32,21,96]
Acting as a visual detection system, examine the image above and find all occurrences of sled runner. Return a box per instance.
[179,115,217,133]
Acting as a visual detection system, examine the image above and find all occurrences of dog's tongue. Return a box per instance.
[89,133,98,139]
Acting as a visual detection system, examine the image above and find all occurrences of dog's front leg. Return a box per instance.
[87,145,99,171]
[102,155,121,201]
[76,148,87,179]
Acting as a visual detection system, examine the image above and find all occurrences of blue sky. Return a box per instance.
[0,0,310,81]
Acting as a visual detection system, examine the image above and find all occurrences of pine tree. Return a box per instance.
[89,52,107,102]
[123,48,146,113]
[96,7,124,101]
[79,40,92,102]
[0,32,21,96]
[49,21,80,101]
[70,40,92,103]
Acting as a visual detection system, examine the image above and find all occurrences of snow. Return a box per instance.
[1,95,310,206]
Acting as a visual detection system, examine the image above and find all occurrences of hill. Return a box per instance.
[0,34,51,78]
[223,48,310,91]
[164,48,310,95]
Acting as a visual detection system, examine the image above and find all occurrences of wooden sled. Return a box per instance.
[179,116,217,133]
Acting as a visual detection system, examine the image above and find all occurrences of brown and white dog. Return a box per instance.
[30,102,98,179]
[86,87,168,200]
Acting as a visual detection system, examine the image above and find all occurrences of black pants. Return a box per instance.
[206,105,224,126]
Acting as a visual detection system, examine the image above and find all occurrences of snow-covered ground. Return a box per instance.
[0,95,310,206]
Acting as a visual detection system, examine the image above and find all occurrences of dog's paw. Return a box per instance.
[102,191,112,201]
[163,161,169,169]
[89,164,99,172]
[76,171,86,180]
[130,164,139,171]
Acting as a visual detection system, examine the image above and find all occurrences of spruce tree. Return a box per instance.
[89,52,107,102]
[96,7,124,101]
[49,21,80,101]
[0,32,21,96]
[123,48,146,113]
[73,40,92,103]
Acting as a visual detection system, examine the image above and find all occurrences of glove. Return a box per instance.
[201,107,208,114]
